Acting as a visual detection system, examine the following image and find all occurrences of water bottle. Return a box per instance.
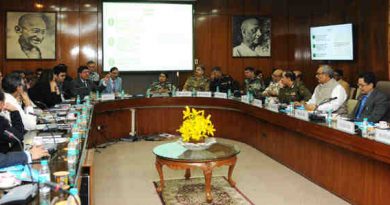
[67,188,81,205]
[39,160,51,205]
[67,138,78,186]
[192,88,196,97]
[96,90,100,100]
[289,102,295,116]
[362,118,368,137]
[327,108,333,126]
[171,87,176,97]
[146,88,151,98]
[120,89,125,99]
[265,97,270,107]
[216,86,220,93]
[227,89,232,98]
[76,95,80,105]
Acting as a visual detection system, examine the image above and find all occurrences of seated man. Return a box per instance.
[263,69,283,97]
[53,64,70,100]
[278,71,312,104]
[352,72,389,122]
[149,72,176,95]
[2,73,37,130]
[243,67,264,98]
[100,67,122,94]
[71,66,109,99]
[305,65,347,113]
[209,67,239,93]
[0,90,49,168]
[334,69,350,98]
[183,65,210,91]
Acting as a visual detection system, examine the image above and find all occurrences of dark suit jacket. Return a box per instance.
[353,89,389,122]
[0,111,25,154]
[0,152,28,168]
[29,82,62,108]
[70,77,106,99]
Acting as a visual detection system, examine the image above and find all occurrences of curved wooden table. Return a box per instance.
[153,142,239,203]
[89,97,390,205]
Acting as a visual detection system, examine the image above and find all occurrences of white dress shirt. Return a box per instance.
[3,93,37,130]
[307,84,347,112]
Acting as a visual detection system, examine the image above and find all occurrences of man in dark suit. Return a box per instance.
[353,72,389,122]
[71,66,109,99]
[0,90,49,168]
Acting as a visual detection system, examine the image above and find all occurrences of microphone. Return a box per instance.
[313,97,338,113]
[4,130,23,150]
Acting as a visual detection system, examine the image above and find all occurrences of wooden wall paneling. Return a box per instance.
[225,0,244,15]
[243,0,260,15]
[209,15,229,73]
[79,12,98,67]
[194,14,212,68]
[79,0,98,12]
[60,0,80,12]
[194,0,211,15]
[58,11,80,77]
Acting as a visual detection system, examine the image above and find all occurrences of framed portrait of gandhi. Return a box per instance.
[232,16,271,57]
[6,11,56,60]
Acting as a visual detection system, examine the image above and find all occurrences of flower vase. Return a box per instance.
[179,137,216,151]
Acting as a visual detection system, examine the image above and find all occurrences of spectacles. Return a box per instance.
[357,83,368,87]
[316,72,324,76]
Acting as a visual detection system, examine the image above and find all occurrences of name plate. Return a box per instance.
[175,91,192,97]
[375,129,390,145]
[336,119,355,134]
[101,93,115,101]
[267,103,279,113]
[214,92,227,99]
[252,99,262,108]
[294,109,309,121]
[196,91,212,98]
[241,95,249,103]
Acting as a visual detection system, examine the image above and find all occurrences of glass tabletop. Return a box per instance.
[153,142,240,162]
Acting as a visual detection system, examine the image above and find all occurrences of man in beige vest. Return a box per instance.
[305,65,347,113]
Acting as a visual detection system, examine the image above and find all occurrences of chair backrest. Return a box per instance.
[376,81,390,122]
[349,87,356,99]
[355,88,361,99]
[347,99,358,116]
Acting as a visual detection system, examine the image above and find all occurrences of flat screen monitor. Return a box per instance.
[310,23,353,60]
[102,2,194,72]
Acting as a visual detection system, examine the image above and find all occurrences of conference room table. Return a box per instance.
[87,96,390,205]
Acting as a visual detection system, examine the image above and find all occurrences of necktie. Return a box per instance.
[112,80,116,93]
[85,81,88,88]
[355,95,368,120]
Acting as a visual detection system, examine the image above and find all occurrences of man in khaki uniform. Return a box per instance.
[278,71,312,104]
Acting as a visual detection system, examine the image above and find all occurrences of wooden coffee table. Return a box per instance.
[153,141,240,203]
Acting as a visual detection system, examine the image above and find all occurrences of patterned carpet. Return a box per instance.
[153,176,254,205]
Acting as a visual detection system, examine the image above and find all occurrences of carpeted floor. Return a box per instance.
[153,176,254,205]
[93,138,350,205]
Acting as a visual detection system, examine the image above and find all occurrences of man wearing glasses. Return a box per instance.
[352,72,388,122]
[71,66,110,99]
[305,65,347,113]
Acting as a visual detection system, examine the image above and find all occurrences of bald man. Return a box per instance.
[263,69,283,97]
[14,14,49,59]
[233,18,270,57]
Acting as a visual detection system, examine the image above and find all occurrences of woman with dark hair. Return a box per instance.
[149,72,176,95]
[29,69,62,108]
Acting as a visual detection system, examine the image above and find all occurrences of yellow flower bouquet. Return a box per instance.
[177,106,216,150]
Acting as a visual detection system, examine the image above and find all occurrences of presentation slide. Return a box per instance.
[310,23,353,60]
[103,2,193,72]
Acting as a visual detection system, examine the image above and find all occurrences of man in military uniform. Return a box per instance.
[278,71,312,104]
[263,69,283,97]
[209,67,239,93]
[149,72,176,94]
[183,65,210,91]
[243,67,264,98]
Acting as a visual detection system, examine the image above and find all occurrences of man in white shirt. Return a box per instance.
[306,65,347,113]
[1,73,37,130]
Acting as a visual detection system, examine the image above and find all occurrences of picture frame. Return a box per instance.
[232,16,271,57]
[6,11,56,60]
